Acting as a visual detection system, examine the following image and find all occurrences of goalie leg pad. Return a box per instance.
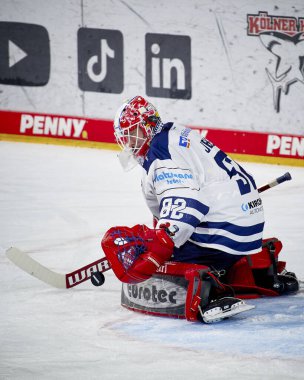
[184,269,227,322]
[184,269,205,322]
[184,268,254,323]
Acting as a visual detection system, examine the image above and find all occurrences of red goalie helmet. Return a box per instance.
[114,96,162,169]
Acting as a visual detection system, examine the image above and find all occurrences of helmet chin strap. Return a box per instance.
[118,147,139,171]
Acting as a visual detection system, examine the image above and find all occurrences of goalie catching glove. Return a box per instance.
[101,224,174,283]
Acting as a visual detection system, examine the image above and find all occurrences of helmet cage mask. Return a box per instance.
[114,96,162,169]
[114,120,151,159]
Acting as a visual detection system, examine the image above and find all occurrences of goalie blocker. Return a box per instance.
[101,225,299,323]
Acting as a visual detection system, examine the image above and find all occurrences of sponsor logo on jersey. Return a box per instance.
[241,197,263,214]
[153,167,199,195]
[179,136,190,148]
[153,170,193,184]
[179,128,191,148]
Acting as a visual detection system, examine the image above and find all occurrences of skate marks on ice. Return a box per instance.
[108,292,304,360]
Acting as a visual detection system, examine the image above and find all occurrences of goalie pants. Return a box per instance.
[172,240,244,271]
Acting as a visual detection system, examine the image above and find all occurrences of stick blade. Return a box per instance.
[6,247,67,288]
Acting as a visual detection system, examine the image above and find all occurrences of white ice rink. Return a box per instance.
[1,141,303,379]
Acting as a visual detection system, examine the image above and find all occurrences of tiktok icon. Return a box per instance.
[78,28,123,93]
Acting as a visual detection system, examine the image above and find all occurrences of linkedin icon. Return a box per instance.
[145,33,191,99]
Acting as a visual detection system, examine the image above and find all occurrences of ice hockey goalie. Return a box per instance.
[101,224,299,324]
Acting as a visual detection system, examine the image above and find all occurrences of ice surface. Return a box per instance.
[0,141,303,379]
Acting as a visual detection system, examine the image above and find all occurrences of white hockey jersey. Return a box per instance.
[141,123,265,256]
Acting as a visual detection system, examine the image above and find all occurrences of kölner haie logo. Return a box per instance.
[146,33,192,99]
[0,22,50,86]
[247,12,304,112]
[78,28,123,93]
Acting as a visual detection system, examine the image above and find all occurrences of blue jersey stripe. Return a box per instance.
[143,123,172,173]
[198,221,264,236]
[159,213,201,228]
[190,232,262,253]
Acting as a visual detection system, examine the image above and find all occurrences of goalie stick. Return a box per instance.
[258,172,291,193]
[5,172,292,289]
[6,247,111,289]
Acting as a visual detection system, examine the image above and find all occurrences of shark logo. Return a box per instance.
[259,31,304,112]
[247,11,304,112]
